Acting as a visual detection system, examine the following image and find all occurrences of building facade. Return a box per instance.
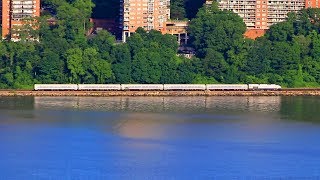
[165,20,189,45]
[0,1,2,26]
[206,0,319,37]
[120,0,170,42]
[2,0,40,41]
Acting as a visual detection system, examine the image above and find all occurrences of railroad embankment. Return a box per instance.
[0,90,320,96]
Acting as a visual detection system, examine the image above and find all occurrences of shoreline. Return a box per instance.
[0,90,320,96]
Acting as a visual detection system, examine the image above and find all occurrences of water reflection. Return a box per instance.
[0,97,34,110]
[33,96,282,114]
[29,96,283,140]
[0,96,319,125]
[32,96,320,124]
[112,113,171,140]
[0,96,320,178]
[280,96,320,123]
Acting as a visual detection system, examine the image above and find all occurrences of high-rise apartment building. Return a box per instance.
[120,0,170,42]
[2,0,40,41]
[0,1,2,26]
[206,0,319,31]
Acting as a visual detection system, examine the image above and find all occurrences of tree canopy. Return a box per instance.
[171,0,206,20]
[0,1,320,89]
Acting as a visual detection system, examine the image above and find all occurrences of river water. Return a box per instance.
[0,96,319,179]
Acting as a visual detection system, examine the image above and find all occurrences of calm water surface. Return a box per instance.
[0,96,319,179]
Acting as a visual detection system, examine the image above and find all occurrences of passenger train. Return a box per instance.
[34,84,282,91]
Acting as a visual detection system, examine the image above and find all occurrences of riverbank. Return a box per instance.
[0,90,320,96]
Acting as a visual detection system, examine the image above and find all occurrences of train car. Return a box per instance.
[33,83,282,91]
[206,84,248,91]
[257,84,282,90]
[248,84,281,90]
[34,84,78,91]
[121,84,164,91]
[248,84,260,90]
[163,84,206,91]
[78,84,121,91]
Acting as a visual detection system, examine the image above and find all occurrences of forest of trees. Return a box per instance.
[170,0,206,20]
[0,0,320,89]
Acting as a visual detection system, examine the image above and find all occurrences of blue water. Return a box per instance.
[0,96,320,179]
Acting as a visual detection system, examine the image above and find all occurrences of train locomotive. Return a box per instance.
[34,84,282,91]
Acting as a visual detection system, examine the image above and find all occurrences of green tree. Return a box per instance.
[170,0,186,20]
[37,50,67,83]
[83,47,113,83]
[111,44,132,83]
[202,49,228,82]
[66,48,85,83]
[188,2,246,57]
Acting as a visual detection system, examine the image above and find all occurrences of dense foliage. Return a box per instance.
[188,3,320,87]
[0,1,320,89]
[171,0,206,20]
[91,0,119,19]
[0,0,195,89]
[247,9,320,87]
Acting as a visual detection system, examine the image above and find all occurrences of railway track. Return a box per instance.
[0,89,31,91]
[281,88,320,91]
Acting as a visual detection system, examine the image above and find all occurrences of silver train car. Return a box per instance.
[248,84,281,90]
[164,84,206,91]
[34,84,78,91]
[34,84,282,91]
[121,84,164,90]
[78,84,121,91]
[206,84,248,91]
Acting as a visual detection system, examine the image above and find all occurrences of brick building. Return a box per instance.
[2,0,40,41]
[166,20,189,45]
[120,0,171,42]
[206,0,319,38]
